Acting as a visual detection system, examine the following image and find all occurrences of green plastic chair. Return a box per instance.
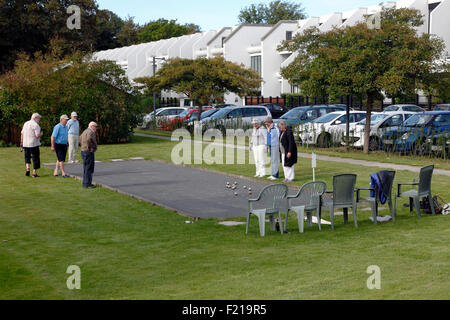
[394,165,435,219]
[246,184,288,237]
[285,181,327,233]
[322,174,358,229]
[356,170,396,224]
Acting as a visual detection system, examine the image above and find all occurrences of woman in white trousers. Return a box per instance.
[250,118,267,177]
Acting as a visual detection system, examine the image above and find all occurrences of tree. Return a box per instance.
[280,8,447,153]
[117,16,140,47]
[134,57,262,120]
[137,19,201,43]
[0,0,100,72]
[238,0,306,24]
[95,9,125,50]
[0,53,142,145]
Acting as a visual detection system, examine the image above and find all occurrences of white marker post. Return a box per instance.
[311,152,317,182]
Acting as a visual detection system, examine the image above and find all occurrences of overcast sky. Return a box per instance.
[96,0,385,31]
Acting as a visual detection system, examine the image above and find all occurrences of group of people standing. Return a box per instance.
[250,116,298,183]
[20,112,98,188]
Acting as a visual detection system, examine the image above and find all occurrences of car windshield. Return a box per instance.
[210,107,233,119]
[359,114,388,125]
[384,106,399,112]
[178,109,191,118]
[280,107,308,120]
[435,105,450,111]
[200,109,218,119]
[314,113,340,124]
[403,114,433,127]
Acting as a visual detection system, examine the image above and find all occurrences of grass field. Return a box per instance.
[0,135,449,299]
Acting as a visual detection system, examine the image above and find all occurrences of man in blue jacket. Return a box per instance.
[264,117,280,180]
[51,114,69,177]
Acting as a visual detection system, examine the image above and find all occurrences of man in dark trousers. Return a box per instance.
[79,122,98,189]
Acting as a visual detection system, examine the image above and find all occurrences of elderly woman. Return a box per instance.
[278,120,298,183]
[249,118,267,178]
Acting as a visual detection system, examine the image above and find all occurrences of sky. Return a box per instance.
[96,0,386,31]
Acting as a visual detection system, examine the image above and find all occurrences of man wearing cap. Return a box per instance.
[21,113,44,177]
[79,122,98,189]
[51,115,69,177]
[249,118,267,178]
[67,111,80,164]
[264,116,281,180]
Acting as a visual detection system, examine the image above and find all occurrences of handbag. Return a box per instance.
[420,195,445,214]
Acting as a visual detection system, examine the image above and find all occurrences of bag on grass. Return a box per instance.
[420,196,445,214]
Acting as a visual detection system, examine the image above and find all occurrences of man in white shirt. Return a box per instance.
[21,113,43,177]
[67,111,80,163]
[249,118,267,178]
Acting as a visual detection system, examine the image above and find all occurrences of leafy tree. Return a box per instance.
[95,9,125,50]
[0,0,100,72]
[0,53,142,145]
[137,19,201,43]
[117,16,140,47]
[134,57,262,120]
[280,8,447,153]
[238,0,306,24]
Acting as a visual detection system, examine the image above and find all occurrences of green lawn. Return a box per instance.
[0,136,449,299]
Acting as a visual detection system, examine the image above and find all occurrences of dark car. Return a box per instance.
[434,104,450,111]
[381,111,450,153]
[257,103,289,119]
[274,104,347,127]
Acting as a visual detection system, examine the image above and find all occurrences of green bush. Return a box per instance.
[0,54,143,145]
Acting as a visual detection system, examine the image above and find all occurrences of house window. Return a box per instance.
[291,84,299,93]
[286,31,292,40]
[250,55,262,76]
[221,37,226,48]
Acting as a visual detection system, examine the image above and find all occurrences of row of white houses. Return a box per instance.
[92,0,450,106]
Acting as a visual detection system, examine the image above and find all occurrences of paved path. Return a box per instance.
[46,160,317,219]
[135,133,450,177]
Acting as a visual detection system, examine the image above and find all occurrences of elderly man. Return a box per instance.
[79,122,98,189]
[21,113,44,178]
[264,116,281,180]
[51,114,70,177]
[67,111,80,163]
[249,118,267,178]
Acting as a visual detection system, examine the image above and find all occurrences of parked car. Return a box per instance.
[214,104,237,108]
[275,104,347,127]
[381,111,450,153]
[200,106,271,132]
[299,111,366,147]
[162,107,212,130]
[344,111,415,150]
[183,108,220,132]
[140,107,188,128]
[256,103,289,119]
[383,104,424,112]
[433,104,450,111]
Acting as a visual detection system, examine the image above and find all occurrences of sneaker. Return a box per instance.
[32,174,40,178]
[268,176,278,180]
[282,179,289,183]
[26,171,30,177]
[86,185,96,189]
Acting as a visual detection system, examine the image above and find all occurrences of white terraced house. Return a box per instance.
[92,0,450,106]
